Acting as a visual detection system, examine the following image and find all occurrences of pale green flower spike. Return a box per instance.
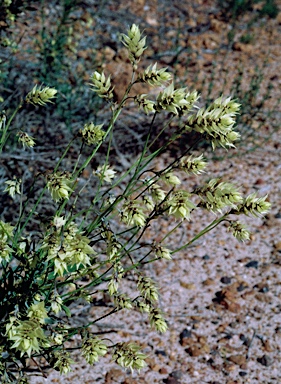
[178,90,200,115]
[53,215,66,229]
[0,239,13,263]
[149,183,166,202]
[121,24,147,68]
[149,308,168,333]
[184,96,241,149]
[134,94,155,114]
[138,63,172,86]
[0,221,14,263]
[156,82,188,115]
[26,85,57,106]
[42,221,95,276]
[82,336,107,365]
[166,190,196,219]
[137,276,159,303]
[7,319,49,357]
[114,293,133,310]
[153,245,172,260]
[46,171,73,202]
[27,301,49,324]
[108,278,118,295]
[179,154,207,175]
[233,193,271,217]
[89,71,114,100]
[4,178,21,198]
[106,237,122,261]
[17,131,36,148]
[196,178,243,213]
[51,294,63,314]
[161,171,181,186]
[80,122,105,145]
[120,200,146,227]
[0,220,14,240]
[113,342,147,372]
[135,299,151,313]
[228,221,251,242]
[0,111,6,130]
[142,195,155,210]
[93,164,116,183]
[52,351,74,374]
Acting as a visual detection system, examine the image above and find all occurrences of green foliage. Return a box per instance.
[239,32,255,44]
[37,0,78,82]
[0,24,271,383]
[218,0,279,19]
[260,0,279,18]
[218,0,255,19]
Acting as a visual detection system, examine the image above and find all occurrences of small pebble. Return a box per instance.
[202,254,210,260]
[245,260,259,269]
[179,328,192,340]
[170,370,183,379]
[257,354,273,366]
[221,276,232,284]
[237,282,248,292]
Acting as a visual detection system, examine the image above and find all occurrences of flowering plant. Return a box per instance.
[0,24,270,382]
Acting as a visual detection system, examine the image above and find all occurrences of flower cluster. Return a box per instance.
[135,299,151,313]
[51,351,74,374]
[17,131,36,148]
[4,178,21,198]
[42,220,95,275]
[137,275,158,303]
[93,164,116,183]
[27,301,48,324]
[149,308,168,333]
[149,183,166,202]
[120,200,146,227]
[196,178,243,213]
[178,90,200,115]
[0,111,6,130]
[184,96,241,149]
[228,221,250,242]
[153,244,172,260]
[25,85,57,106]
[0,220,14,263]
[80,122,105,145]
[6,318,49,357]
[233,193,271,217]
[82,335,107,364]
[121,24,147,67]
[107,261,124,295]
[112,342,147,372]
[113,293,133,310]
[155,83,188,115]
[89,71,114,100]
[142,194,155,210]
[179,154,207,175]
[46,171,74,202]
[106,235,122,261]
[165,190,196,219]
[161,171,181,186]
[134,94,155,114]
[50,293,63,314]
[138,63,171,86]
